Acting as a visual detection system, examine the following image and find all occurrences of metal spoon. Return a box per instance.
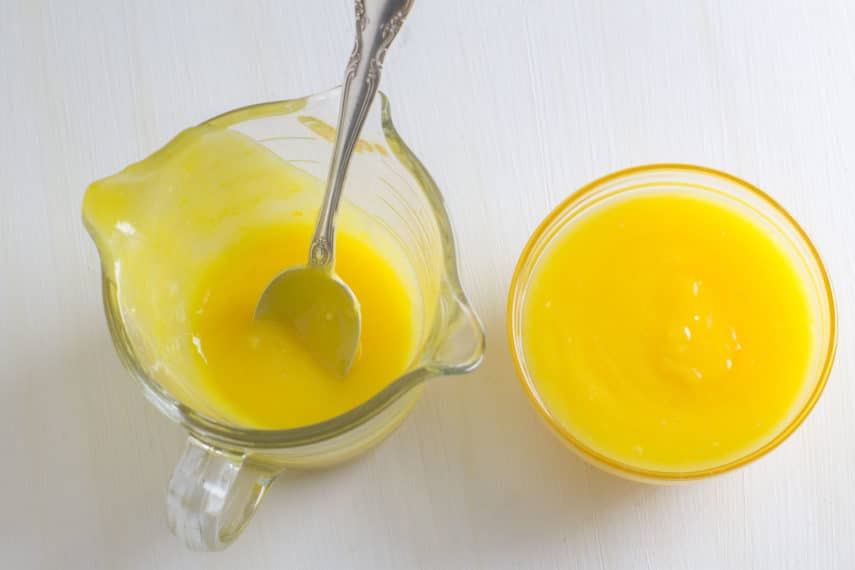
[255,0,414,376]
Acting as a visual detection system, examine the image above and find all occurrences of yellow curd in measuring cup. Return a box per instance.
[84,125,419,429]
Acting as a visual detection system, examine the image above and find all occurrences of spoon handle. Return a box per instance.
[309,0,415,267]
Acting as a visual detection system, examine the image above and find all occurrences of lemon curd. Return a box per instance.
[84,125,420,429]
[187,222,415,428]
[519,189,823,473]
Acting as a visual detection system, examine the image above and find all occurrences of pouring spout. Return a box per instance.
[82,177,138,247]
[429,289,486,374]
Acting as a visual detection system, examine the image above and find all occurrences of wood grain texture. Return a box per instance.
[2,0,854,568]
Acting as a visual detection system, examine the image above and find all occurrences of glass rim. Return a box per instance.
[96,86,485,450]
[506,163,837,481]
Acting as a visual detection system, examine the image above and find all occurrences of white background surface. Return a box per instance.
[2,0,854,568]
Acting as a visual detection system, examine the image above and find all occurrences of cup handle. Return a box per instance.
[167,436,276,551]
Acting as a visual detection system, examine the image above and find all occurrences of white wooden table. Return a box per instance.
[3,1,854,568]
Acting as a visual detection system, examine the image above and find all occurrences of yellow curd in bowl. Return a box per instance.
[509,166,835,479]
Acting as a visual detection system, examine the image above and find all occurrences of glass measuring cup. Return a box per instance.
[82,87,485,550]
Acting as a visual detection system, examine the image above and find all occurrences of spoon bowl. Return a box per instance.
[255,265,361,376]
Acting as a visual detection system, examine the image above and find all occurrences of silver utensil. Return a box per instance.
[255,0,414,376]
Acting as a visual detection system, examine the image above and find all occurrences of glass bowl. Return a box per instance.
[507,164,836,482]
